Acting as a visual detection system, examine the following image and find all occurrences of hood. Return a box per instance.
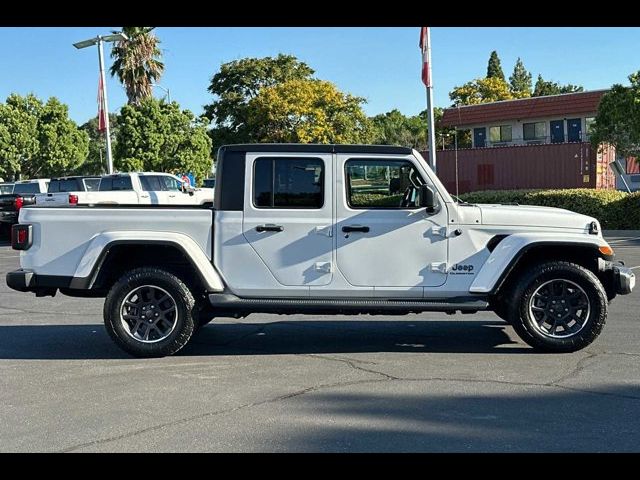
[477,204,596,231]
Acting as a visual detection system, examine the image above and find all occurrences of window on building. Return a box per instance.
[489,125,512,143]
[253,157,324,209]
[523,122,546,140]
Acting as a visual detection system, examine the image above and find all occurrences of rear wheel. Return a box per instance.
[104,267,197,357]
[507,261,607,352]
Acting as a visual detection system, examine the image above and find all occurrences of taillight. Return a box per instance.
[11,224,32,250]
[14,197,23,210]
[69,194,78,205]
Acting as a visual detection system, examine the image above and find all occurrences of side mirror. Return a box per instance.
[419,184,437,213]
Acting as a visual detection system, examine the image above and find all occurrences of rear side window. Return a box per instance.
[253,157,324,209]
[13,183,41,194]
[99,177,133,191]
[140,176,163,192]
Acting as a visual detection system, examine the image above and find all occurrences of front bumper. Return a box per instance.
[614,264,635,295]
[598,259,635,295]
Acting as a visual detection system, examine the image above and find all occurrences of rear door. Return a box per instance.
[242,153,333,286]
[138,175,166,204]
[93,176,141,204]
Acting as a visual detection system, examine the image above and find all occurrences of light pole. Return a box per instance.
[73,31,128,175]
[151,84,171,103]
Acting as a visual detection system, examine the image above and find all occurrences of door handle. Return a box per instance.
[256,224,284,232]
[342,225,370,233]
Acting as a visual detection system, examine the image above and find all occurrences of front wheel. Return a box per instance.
[507,261,607,352]
[104,267,197,357]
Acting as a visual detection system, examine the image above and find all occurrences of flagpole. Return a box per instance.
[424,28,437,174]
[97,37,114,175]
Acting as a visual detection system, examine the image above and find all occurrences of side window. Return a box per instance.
[160,176,183,192]
[58,179,79,192]
[140,176,163,192]
[83,178,100,191]
[345,159,426,209]
[253,157,324,209]
[101,177,133,191]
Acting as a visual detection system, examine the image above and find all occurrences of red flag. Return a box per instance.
[97,76,106,133]
[419,27,431,87]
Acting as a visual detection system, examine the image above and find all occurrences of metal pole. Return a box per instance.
[425,28,437,173]
[454,129,459,199]
[97,37,114,174]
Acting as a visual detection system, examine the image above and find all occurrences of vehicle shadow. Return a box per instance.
[0,318,532,360]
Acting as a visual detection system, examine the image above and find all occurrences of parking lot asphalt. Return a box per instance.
[1,236,639,452]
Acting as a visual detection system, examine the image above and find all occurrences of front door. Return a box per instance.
[242,154,333,286]
[550,120,565,143]
[567,118,582,142]
[474,127,486,148]
[335,155,448,294]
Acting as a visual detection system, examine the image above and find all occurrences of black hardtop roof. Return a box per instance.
[219,143,413,155]
[50,175,100,181]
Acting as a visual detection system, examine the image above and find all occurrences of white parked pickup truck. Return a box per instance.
[87,172,214,206]
[34,172,214,207]
[6,144,635,357]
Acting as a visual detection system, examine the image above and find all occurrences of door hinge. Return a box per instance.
[314,262,332,273]
[315,225,333,237]
[429,262,447,273]
[430,226,447,237]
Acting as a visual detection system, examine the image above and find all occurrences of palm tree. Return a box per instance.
[110,27,164,106]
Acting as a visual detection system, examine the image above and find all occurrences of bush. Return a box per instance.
[350,193,403,207]
[458,188,633,230]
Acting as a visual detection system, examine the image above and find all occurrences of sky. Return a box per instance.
[0,26,638,125]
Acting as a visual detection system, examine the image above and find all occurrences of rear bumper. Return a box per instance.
[0,211,17,224]
[6,269,71,296]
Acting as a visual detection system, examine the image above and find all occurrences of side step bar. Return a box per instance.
[207,293,489,315]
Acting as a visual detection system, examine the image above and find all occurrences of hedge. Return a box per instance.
[458,188,640,230]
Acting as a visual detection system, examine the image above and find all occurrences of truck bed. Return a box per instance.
[17,205,214,278]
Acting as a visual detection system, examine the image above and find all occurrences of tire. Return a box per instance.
[507,261,607,353]
[104,267,197,358]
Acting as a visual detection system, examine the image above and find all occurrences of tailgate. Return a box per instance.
[34,193,69,207]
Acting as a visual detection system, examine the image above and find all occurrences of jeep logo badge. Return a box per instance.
[450,264,475,275]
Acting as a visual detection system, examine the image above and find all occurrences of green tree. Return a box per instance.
[0,93,88,179]
[204,54,315,150]
[509,58,532,98]
[370,108,455,151]
[245,79,373,144]
[449,77,514,106]
[110,27,164,106]
[371,109,426,149]
[532,74,584,97]
[486,51,505,81]
[74,113,119,176]
[115,98,212,183]
[590,71,640,158]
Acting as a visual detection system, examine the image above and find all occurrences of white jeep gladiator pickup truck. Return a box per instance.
[6,144,635,357]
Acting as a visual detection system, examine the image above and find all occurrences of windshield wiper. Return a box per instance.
[451,194,472,205]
